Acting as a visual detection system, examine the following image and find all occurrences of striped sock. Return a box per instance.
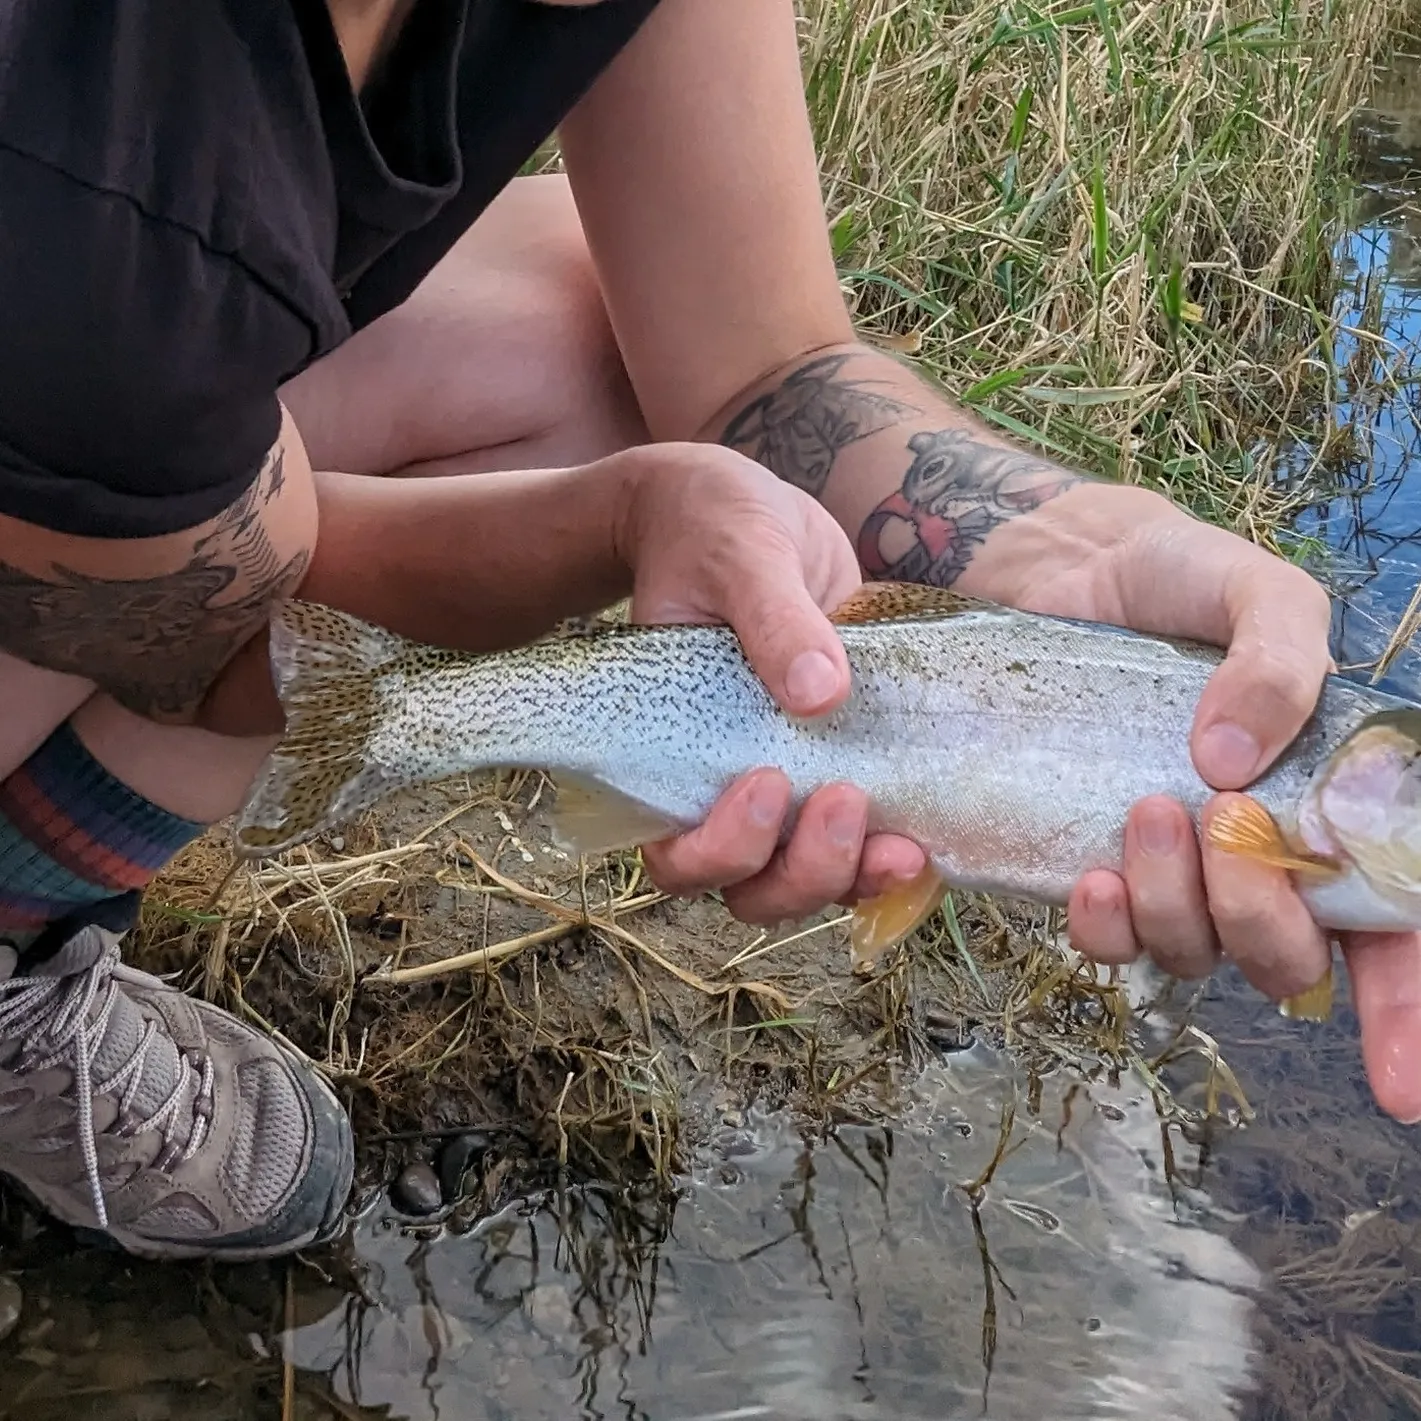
[0,723,206,947]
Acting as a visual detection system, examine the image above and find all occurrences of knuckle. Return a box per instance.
[1245,646,1320,716]
[1127,878,1189,929]
[1153,943,1215,981]
[1208,874,1288,945]
[752,597,811,650]
[639,850,696,898]
[722,883,792,928]
[1263,958,1325,1001]
[1227,937,1317,1000]
[777,855,852,915]
[1126,487,1180,523]
[1068,883,1138,963]
[1275,562,1332,621]
[643,835,751,897]
[1132,888,1218,963]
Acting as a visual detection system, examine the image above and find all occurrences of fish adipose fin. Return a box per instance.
[829,582,991,626]
[1204,799,1343,878]
[234,601,416,859]
[551,774,686,857]
[850,865,947,973]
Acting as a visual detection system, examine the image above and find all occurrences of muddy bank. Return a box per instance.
[126,766,1221,1219]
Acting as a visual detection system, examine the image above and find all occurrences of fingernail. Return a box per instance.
[785,650,840,712]
[1136,804,1180,857]
[747,776,783,829]
[826,802,863,850]
[1199,722,1263,786]
[1084,884,1114,915]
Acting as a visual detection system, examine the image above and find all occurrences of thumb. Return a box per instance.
[715,528,853,719]
[1190,565,1334,789]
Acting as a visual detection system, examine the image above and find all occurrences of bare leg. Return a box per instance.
[281,173,648,477]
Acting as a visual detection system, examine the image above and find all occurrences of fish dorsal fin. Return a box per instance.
[829,582,990,626]
[1204,799,1342,878]
[550,773,686,857]
[850,865,946,973]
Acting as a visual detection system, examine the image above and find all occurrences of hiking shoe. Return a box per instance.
[0,926,354,1261]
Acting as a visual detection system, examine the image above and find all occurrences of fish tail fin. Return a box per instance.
[233,600,423,859]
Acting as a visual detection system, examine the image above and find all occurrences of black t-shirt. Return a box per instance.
[0,0,659,541]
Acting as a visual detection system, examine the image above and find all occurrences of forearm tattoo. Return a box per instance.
[722,351,1082,589]
[858,429,1081,587]
[0,445,308,719]
[720,353,922,497]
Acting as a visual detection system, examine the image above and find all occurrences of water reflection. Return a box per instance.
[281,1045,1260,1421]
[1292,72,1421,697]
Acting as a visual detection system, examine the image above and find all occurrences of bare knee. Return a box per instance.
[452,179,645,461]
[284,176,648,477]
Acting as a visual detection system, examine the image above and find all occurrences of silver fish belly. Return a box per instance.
[350,606,1386,905]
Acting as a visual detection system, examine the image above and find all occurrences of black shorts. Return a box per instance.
[0,0,659,541]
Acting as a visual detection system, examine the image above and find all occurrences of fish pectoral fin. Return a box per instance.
[828,582,990,626]
[1204,799,1343,878]
[850,865,946,974]
[1280,963,1335,1022]
[550,774,685,857]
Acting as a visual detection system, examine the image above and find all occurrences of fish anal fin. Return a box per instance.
[850,866,946,974]
[1281,965,1335,1022]
[829,582,988,626]
[1205,799,1343,879]
[551,774,685,857]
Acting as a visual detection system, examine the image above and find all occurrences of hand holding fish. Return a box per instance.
[882,475,1421,1126]
[239,445,1421,1127]
[617,452,933,925]
[628,461,1421,1125]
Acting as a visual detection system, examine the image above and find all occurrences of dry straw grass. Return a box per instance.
[134,0,1405,1190]
[135,767,1238,1196]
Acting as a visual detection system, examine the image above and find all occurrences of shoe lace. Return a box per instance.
[0,939,215,1229]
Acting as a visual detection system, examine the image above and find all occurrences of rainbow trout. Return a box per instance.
[235,585,1421,1017]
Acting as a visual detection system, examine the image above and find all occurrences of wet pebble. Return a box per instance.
[437,1131,492,1202]
[0,1275,19,1344]
[393,1163,443,1216]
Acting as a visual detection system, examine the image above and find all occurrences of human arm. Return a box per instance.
[200,427,868,740]
[0,382,866,768]
[0,406,646,735]
[559,0,1421,1121]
